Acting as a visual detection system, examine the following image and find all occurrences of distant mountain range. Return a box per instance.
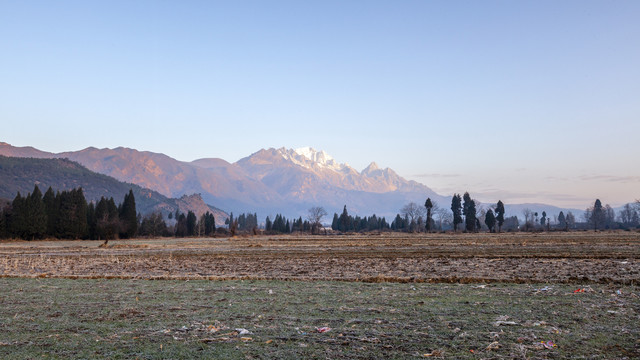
[0,155,228,225]
[0,142,582,220]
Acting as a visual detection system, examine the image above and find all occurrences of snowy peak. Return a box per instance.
[276,147,347,172]
[294,147,334,164]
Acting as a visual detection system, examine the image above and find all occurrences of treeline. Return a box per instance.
[0,185,138,240]
[330,206,389,232]
[0,185,222,240]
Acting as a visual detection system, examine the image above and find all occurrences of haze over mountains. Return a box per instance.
[0,142,580,220]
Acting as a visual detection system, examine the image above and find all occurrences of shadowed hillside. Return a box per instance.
[0,156,227,224]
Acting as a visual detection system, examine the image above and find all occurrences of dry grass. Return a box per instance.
[0,231,638,284]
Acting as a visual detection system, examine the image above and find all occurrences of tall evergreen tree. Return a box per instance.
[463,192,476,232]
[495,200,505,233]
[557,211,566,230]
[186,211,197,236]
[451,194,462,232]
[592,199,604,230]
[203,212,216,236]
[119,189,138,239]
[25,185,47,240]
[338,205,351,232]
[265,216,272,232]
[424,198,433,232]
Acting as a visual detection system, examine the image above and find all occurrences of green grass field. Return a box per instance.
[0,278,638,359]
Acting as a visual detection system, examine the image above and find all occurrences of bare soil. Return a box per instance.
[1,231,639,284]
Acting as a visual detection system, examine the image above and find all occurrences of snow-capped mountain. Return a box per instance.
[0,142,447,218]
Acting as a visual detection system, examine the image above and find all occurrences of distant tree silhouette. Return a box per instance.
[485,209,496,232]
[424,198,433,232]
[451,194,462,232]
[463,192,476,232]
[495,200,505,233]
[557,211,566,230]
[307,206,327,234]
[186,211,197,236]
[119,189,138,238]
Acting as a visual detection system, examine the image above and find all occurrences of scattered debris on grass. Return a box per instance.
[422,349,443,357]
[493,315,518,326]
[235,328,251,335]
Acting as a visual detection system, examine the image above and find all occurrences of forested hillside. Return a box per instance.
[0,156,226,220]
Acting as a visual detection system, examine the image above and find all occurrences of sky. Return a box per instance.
[1,1,639,209]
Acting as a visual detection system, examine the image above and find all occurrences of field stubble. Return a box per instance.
[0,232,639,284]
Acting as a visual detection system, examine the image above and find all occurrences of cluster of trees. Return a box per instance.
[331,206,390,232]
[172,209,216,237]
[448,193,507,233]
[0,184,224,240]
[0,185,138,240]
[265,214,292,234]
[618,202,640,228]
[519,199,640,232]
[584,199,640,230]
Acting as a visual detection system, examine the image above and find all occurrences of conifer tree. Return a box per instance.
[25,185,47,240]
[463,192,476,232]
[424,198,433,232]
[495,200,505,233]
[265,216,272,232]
[119,189,138,238]
[592,199,604,230]
[338,206,351,232]
[203,212,216,236]
[451,194,462,232]
[558,211,566,230]
[186,211,197,236]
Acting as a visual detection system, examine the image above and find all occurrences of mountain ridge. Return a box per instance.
[0,142,582,219]
[0,155,228,225]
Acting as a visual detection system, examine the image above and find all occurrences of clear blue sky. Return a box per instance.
[1,1,639,208]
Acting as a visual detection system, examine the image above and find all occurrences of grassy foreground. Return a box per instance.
[0,278,638,359]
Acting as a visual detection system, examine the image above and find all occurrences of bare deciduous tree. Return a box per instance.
[522,208,533,231]
[401,202,426,224]
[307,206,327,234]
[435,207,451,231]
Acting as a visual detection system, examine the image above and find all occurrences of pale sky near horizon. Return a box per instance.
[1,1,639,209]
